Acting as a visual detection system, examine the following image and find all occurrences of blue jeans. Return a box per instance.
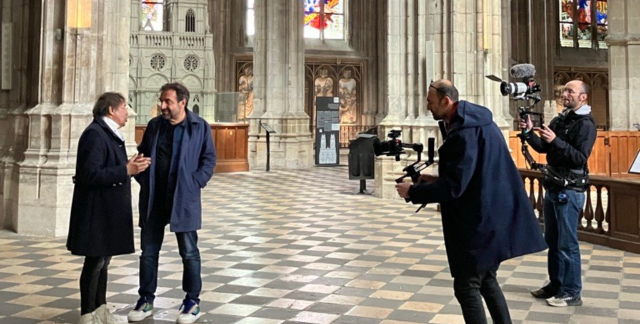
[543,189,585,297]
[139,216,201,304]
[453,265,512,324]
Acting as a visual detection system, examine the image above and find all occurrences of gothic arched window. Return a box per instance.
[186,9,195,32]
[245,0,346,40]
[303,0,345,40]
[141,0,164,31]
[559,0,608,49]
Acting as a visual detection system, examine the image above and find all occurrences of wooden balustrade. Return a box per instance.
[519,169,640,254]
[509,131,640,178]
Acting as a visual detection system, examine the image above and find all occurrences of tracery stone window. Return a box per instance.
[150,54,166,71]
[184,55,199,72]
[186,9,195,32]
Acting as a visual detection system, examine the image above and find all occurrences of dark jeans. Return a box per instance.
[139,216,201,304]
[453,265,512,324]
[80,256,111,315]
[543,189,584,296]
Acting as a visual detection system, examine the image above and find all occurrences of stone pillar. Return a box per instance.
[376,0,441,199]
[0,0,132,236]
[248,0,312,170]
[375,0,510,199]
[608,0,640,130]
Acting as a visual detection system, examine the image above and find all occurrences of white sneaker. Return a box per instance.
[176,300,202,324]
[78,312,97,324]
[127,297,154,322]
[94,304,127,324]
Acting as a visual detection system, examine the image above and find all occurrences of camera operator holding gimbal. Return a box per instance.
[520,79,597,307]
[396,79,546,324]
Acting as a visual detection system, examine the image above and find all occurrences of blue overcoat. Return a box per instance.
[408,101,547,277]
[135,110,216,232]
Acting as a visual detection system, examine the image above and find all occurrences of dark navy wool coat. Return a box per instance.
[408,101,547,277]
[135,110,216,232]
[67,118,135,257]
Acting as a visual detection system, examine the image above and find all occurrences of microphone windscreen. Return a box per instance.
[510,63,536,78]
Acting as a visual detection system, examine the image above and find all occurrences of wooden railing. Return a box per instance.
[520,169,640,254]
[509,131,640,178]
[339,125,377,148]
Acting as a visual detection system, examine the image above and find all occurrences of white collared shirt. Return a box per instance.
[102,116,125,142]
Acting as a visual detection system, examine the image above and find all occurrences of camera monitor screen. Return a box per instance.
[529,114,543,128]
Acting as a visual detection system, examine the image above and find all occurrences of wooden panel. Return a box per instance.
[510,131,640,178]
[135,125,146,145]
[211,123,249,173]
[611,192,640,236]
[134,123,249,173]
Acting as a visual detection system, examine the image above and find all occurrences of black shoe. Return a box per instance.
[546,293,582,307]
[530,286,557,299]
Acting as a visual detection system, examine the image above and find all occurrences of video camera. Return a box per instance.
[373,130,424,162]
[486,63,544,128]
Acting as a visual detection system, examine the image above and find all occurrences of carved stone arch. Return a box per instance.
[145,73,170,89]
[338,65,361,82]
[573,73,593,87]
[593,73,609,90]
[181,75,203,90]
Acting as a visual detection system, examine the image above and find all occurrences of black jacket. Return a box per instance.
[408,101,546,277]
[524,106,597,188]
[66,118,135,257]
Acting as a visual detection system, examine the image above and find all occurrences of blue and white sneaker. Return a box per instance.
[127,297,154,322]
[176,299,201,324]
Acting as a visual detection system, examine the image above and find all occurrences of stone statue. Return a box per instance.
[312,68,334,127]
[338,69,357,124]
[238,65,254,121]
[314,68,333,97]
[553,74,566,114]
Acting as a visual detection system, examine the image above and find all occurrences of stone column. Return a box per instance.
[608,0,640,130]
[0,0,132,236]
[248,0,312,169]
[376,0,441,199]
[375,0,510,199]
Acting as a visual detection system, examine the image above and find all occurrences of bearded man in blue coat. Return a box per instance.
[396,80,547,324]
[128,83,216,324]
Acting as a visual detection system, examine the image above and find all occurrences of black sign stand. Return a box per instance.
[315,97,340,166]
[261,123,276,171]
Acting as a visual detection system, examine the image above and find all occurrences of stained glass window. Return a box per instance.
[559,0,574,47]
[559,0,608,49]
[247,0,255,36]
[304,0,344,40]
[141,0,164,32]
[596,0,608,49]
[245,0,345,39]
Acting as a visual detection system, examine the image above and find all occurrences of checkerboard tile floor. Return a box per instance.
[1,166,639,324]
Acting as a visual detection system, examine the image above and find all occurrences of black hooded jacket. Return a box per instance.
[524,106,597,188]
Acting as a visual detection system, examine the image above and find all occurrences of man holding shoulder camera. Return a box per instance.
[520,79,597,307]
[396,79,546,324]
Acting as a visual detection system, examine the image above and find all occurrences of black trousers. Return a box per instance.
[80,256,111,315]
[453,265,512,324]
